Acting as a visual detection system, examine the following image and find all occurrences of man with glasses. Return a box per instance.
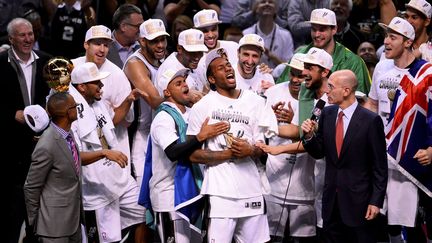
[107,4,143,69]
[24,92,84,243]
[69,62,148,243]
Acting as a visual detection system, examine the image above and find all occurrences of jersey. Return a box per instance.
[51,2,87,59]
[150,102,189,212]
[235,66,275,95]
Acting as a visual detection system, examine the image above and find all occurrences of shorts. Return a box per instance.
[207,214,270,243]
[90,180,146,243]
[155,211,202,243]
[266,200,316,237]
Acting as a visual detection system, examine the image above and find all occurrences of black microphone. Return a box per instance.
[310,99,326,122]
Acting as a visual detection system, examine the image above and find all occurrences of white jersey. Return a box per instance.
[187,90,268,199]
[243,23,294,68]
[264,83,316,203]
[368,58,401,124]
[368,58,418,227]
[69,86,128,210]
[71,57,133,169]
[235,66,274,95]
[149,102,189,212]
[156,52,204,92]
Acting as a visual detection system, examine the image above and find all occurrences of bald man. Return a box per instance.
[259,70,388,243]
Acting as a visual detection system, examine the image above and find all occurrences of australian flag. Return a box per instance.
[386,59,432,197]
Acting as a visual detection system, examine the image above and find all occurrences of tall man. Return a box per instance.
[2,17,51,243]
[277,8,371,96]
[187,47,277,242]
[69,62,146,243]
[260,70,388,243]
[366,16,432,242]
[124,18,168,192]
[24,92,83,243]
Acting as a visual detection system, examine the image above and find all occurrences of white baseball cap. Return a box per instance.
[193,9,222,28]
[205,47,229,73]
[157,68,190,95]
[287,53,306,71]
[24,105,50,133]
[139,19,170,40]
[71,62,110,84]
[85,25,112,42]
[300,47,333,70]
[307,8,337,26]
[238,34,265,52]
[178,29,208,52]
[379,16,415,40]
[405,0,432,18]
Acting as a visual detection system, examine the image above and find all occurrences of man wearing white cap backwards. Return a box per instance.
[277,8,371,96]
[263,53,318,242]
[186,47,278,243]
[148,68,228,243]
[365,16,432,243]
[234,33,274,95]
[68,62,147,243]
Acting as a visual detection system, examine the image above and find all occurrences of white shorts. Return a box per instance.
[155,211,202,243]
[94,180,146,243]
[266,200,316,237]
[131,130,149,187]
[207,214,270,243]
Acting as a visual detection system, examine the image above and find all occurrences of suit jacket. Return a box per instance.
[24,124,83,237]
[106,41,140,69]
[0,49,51,184]
[303,104,387,227]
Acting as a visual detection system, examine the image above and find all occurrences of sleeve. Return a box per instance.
[256,96,278,140]
[186,103,206,136]
[368,62,382,100]
[23,143,53,226]
[151,112,179,150]
[368,114,388,207]
[275,0,289,28]
[287,0,311,44]
[351,55,371,94]
[302,108,326,159]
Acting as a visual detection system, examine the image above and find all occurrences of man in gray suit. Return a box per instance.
[24,92,84,243]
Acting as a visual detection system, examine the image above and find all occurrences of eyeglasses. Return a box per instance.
[68,103,80,111]
[124,22,142,29]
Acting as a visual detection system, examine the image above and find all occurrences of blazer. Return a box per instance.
[0,49,51,184]
[24,124,83,237]
[303,104,387,227]
[106,42,140,69]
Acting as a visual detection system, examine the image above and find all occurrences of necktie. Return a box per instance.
[66,134,80,175]
[335,111,344,157]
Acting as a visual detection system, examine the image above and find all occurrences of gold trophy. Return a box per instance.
[43,57,74,92]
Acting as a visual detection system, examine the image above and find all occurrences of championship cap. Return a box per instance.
[286,53,306,71]
[238,34,265,52]
[378,16,415,40]
[405,0,432,18]
[24,105,50,133]
[205,47,229,73]
[193,9,222,28]
[178,29,208,52]
[139,19,170,40]
[307,8,336,26]
[157,68,190,95]
[300,47,333,70]
[71,62,110,84]
[85,25,112,42]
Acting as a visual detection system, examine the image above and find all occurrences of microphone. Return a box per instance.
[310,99,326,122]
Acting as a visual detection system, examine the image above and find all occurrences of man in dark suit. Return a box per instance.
[24,92,84,243]
[301,70,388,243]
[1,17,51,243]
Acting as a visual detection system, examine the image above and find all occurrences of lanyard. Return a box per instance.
[255,24,276,52]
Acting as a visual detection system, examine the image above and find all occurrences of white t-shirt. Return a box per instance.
[264,83,316,203]
[368,58,404,125]
[235,66,275,95]
[150,102,189,212]
[187,90,267,198]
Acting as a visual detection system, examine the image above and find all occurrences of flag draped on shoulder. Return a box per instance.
[138,103,205,233]
[386,59,432,197]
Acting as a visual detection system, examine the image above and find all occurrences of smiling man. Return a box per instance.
[235,33,274,95]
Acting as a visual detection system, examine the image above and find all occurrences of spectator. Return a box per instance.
[163,0,221,27]
[232,0,289,30]
[167,15,193,55]
[357,41,378,77]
